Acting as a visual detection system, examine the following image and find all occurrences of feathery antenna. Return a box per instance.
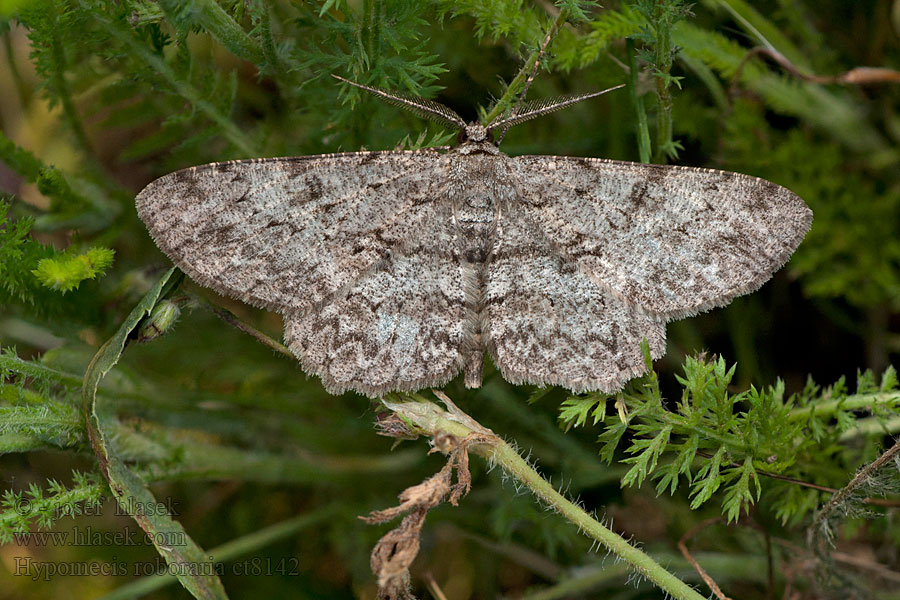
[488,85,626,133]
[332,75,466,132]
[333,75,624,144]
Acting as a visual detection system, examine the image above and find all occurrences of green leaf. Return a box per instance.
[559,395,604,429]
[31,247,115,293]
[654,435,699,495]
[80,268,226,600]
[689,445,726,509]
[721,456,759,522]
[622,425,672,487]
[880,366,898,393]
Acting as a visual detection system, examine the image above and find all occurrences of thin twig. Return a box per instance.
[754,470,900,507]
[730,46,900,99]
[803,437,900,594]
[677,517,734,600]
[211,307,292,357]
[424,572,449,600]
[695,450,900,507]
[809,437,900,548]
[495,9,567,144]
[198,299,293,358]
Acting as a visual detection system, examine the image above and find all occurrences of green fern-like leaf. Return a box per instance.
[559,394,608,429]
[0,472,104,543]
[31,247,115,293]
[622,425,671,487]
[721,457,760,523]
[689,445,726,509]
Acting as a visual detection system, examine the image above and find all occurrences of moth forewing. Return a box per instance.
[136,80,811,397]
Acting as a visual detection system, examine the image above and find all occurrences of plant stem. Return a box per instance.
[521,551,769,600]
[181,0,265,65]
[787,392,900,421]
[96,507,337,600]
[839,415,900,441]
[652,407,755,454]
[626,38,652,163]
[482,8,570,126]
[203,301,293,358]
[46,2,96,160]
[652,0,676,163]
[2,30,31,110]
[84,3,257,156]
[0,482,105,529]
[382,395,705,600]
[807,437,900,563]
[254,0,286,79]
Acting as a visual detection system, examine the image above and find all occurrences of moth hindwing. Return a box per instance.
[136,80,812,396]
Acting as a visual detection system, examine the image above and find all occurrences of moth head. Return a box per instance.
[459,123,492,144]
[332,75,623,148]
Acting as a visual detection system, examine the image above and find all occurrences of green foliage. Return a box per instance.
[563,350,900,524]
[0,132,89,212]
[558,392,608,428]
[721,99,900,311]
[631,0,691,160]
[0,200,42,305]
[0,472,104,543]
[434,0,543,44]
[564,4,643,70]
[294,0,447,90]
[31,247,114,293]
[0,201,114,320]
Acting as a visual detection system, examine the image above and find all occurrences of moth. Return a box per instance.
[136,76,812,397]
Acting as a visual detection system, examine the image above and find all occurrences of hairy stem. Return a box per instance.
[787,392,900,421]
[839,415,900,441]
[482,8,570,126]
[0,482,104,529]
[806,437,900,590]
[626,38,652,163]
[253,0,286,79]
[382,395,705,600]
[174,0,265,65]
[652,0,676,163]
[809,437,900,540]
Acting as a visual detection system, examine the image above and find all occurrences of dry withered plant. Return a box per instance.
[364,406,497,600]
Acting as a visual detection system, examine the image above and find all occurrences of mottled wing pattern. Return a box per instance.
[511,157,813,319]
[283,205,468,396]
[486,202,666,393]
[136,151,445,315]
